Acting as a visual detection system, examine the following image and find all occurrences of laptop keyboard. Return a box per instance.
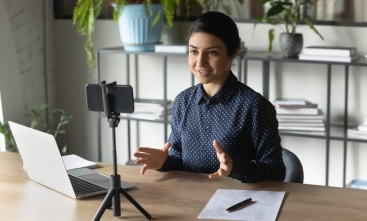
[68,174,107,195]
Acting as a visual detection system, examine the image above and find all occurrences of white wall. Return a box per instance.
[0,0,55,133]
[0,0,27,151]
[53,19,367,187]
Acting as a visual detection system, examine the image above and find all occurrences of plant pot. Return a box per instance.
[279,33,303,58]
[117,4,164,51]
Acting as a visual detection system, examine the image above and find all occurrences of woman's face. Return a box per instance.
[188,32,234,86]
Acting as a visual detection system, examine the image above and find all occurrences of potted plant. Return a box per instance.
[73,0,204,69]
[0,104,73,155]
[254,0,323,58]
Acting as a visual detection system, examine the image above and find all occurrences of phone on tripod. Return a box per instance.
[85,84,134,113]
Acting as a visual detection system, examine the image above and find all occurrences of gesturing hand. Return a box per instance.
[209,140,233,179]
[133,142,170,175]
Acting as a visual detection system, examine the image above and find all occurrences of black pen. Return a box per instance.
[226,198,252,212]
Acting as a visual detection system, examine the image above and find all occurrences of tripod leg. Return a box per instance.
[93,188,115,221]
[120,188,152,220]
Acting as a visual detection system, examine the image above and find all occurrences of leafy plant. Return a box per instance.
[73,0,185,69]
[254,0,323,52]
[0,105,73,155]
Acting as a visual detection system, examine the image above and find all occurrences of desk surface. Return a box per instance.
[1,152,367,221]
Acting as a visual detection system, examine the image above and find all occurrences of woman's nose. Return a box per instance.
[197,53,208,67]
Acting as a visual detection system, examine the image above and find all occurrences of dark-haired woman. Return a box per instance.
[133,11,285,183]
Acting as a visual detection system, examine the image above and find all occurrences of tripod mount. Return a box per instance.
[92,81,151,221]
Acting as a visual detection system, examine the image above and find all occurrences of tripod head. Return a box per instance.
[85,81,134,128]
[100,81,120,128]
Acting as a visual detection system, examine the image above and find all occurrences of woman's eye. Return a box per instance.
[208,51,217,55]
[190,50,198,54]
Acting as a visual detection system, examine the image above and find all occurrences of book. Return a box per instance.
[275,107,319,115]
[277,119,324,123]
[298,53,359,62]
[348,179,367,190]
[278,125,325,132]
[347,128,367,136]
[274,98,307,105]
[279,122,324,127]
[273,101,317,108]
[358,124,367,132]
[303,46,357,57]
[155,45,188,53]
[62,154,97,170]
[276,110,324,120]
[135,99,172,107]
[121,112,172,121]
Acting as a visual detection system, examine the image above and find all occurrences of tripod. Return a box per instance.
[92,82,151,221]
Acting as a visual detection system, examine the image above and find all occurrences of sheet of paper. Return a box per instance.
[198,189,285,221]
[62,154,97,170]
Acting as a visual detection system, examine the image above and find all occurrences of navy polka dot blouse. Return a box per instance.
[160,72,286,183]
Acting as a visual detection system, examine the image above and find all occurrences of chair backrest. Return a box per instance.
[282,148,304,183]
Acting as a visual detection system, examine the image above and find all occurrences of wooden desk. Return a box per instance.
[1,152,367,221]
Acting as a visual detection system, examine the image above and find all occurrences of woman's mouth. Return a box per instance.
[196,70,211,76]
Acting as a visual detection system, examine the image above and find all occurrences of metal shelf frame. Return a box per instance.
[242,52,367,187]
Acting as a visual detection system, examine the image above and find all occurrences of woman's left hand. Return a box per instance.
[209,140,233,178]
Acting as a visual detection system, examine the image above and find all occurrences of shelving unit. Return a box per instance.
[96,47,367,187]
[242,52,367,187]
[96,47,244,165]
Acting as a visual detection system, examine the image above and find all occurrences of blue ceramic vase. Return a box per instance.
[117,4,164,51]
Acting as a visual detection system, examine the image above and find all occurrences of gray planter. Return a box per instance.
[279,33,303,58]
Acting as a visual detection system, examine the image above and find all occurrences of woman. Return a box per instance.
[133,11,285,183]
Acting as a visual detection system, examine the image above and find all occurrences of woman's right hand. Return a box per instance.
[133,142,170,175]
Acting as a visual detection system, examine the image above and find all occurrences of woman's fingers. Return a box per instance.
[135,158,148,165]
[141,165,148,175]
[137,147,154,153]
[133,152,150,159]
[209,172,219,178]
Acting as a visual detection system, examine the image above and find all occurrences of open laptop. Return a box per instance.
[9,121,134,199]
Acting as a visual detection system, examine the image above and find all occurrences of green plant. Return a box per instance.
[0,104,73,155]
[73,0,194,69]
[254,0,323,52]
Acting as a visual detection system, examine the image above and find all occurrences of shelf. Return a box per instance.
[98,46,247,58]
[243,51,367,67]
[280,125,367,143]
[98,113,171,124]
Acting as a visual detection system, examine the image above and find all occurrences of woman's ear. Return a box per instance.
[230,47,240,60]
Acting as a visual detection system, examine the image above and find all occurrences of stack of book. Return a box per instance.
[121,99,173,121]
[347,117,367,139]
[274,98,325,132]
[298,46,359,62]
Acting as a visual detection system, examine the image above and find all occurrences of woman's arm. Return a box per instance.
[229,97,286,182]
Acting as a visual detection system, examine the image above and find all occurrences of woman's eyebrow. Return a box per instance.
[189,45,221,50]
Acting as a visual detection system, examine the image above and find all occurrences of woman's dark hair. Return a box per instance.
[187,11,241,57]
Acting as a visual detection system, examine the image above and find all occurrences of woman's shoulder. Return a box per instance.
[234,82,273,107]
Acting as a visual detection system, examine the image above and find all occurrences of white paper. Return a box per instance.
[198,189,285,221]
[62,154,97,170]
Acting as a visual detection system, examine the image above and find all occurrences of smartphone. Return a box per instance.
[85,84,134,113]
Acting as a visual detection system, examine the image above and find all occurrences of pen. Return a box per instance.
[226,198,252,212]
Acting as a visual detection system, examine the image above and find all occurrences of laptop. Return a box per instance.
[8,121,134,199]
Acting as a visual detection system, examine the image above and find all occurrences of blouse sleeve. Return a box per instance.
[229,97,286,182]
[159,98,183,171]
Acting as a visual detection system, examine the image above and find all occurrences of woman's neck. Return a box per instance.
[202,71,231,98]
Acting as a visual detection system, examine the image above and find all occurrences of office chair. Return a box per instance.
[282,148,304,183]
